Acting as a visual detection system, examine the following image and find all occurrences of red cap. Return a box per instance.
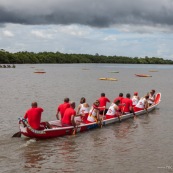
[134,92,138,95]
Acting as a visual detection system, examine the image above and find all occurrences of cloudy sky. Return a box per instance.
[0,0,173,60]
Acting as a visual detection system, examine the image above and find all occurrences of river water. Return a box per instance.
[0,64,173,173]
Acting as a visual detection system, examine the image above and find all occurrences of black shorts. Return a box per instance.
[99,109,108,115]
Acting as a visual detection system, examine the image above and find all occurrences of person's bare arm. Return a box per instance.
[56,111,61,120]
[76,105,81,114]
[71,115,76,126]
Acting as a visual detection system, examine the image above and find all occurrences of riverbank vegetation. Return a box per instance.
[0,50,173,64]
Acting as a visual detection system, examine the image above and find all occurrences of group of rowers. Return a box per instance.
[55,90,156,127]
[24,90,156,130]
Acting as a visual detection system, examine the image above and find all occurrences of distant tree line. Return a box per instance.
[0,50,173,64]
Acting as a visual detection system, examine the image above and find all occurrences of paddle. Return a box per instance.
[72,114,81,135]
[12,131,21,137]
[117,113,121,123]
[72,121,77,135]
[72,122,81,135]
[118,104,125,122]
[100,108,105,128]
[145,101,149,115]
[98,106,106,128]
[72,127,76,135]
[133,111,136,119]
[118,104,125,123]
[145,108,148,115]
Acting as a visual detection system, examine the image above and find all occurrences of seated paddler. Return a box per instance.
[106,99,121,119]
[24,102,51,130]
[86,100,100,123]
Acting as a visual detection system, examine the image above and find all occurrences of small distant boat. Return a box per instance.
[99,78,117,81]
[34,71,46,74]
[149,70,158,72]
[0,64,15,68]
[82,68,89,70]
[135,74,152,77]
[108,71,119,73]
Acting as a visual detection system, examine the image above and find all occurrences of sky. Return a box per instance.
[0,0,173,60]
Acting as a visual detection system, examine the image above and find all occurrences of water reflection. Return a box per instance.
[114,119,138,139]
[21,138,78,173]
[55,137,78,173]
[58,139,78,161]
[24,150,43,169]
[22,140,45,171]
[138,114,151,125]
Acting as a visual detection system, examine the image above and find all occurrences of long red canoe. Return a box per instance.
[18,93,161,139]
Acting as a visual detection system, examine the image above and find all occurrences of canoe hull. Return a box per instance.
[19,120,100,139]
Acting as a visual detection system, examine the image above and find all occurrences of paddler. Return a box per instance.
[56,97,70,121]
[24,102,51,130]
[113,92,124,111]
[148,89,156,106]
[106,99,121,119]
[76,97,90,123]
[121,93,135,115]
[131,92,140,107]
[86,100,101,123]
[98,93,110,115]
[133,95,149,112]
[62,101,79,127]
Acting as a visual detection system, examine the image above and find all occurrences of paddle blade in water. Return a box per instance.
[12,131,21,137]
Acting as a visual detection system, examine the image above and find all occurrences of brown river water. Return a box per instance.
[0,64,173,173]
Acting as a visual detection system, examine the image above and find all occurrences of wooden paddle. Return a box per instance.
[118,104,125,122]
[145,101,149,115]
[145,108,148,115]
[117,113,121,123]
[98,106,106,128]
[133,111,136,119]
[100,108,105,128]
[72,114,81,135]
[12,131,21,137]
[72,127,76,135]
[131,106,136,119]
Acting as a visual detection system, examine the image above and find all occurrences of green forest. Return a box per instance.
[0,50,173,64]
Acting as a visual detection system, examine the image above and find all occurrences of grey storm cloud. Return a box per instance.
[0,0,173,27]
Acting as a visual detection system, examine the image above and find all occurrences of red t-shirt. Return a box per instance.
[98,97,110,110]
[114,96,124,110]
[62,107,76,126]
[113,96,124,103]
[57,102,70,118]
[121,98,133,113]
[24,107,43,130]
